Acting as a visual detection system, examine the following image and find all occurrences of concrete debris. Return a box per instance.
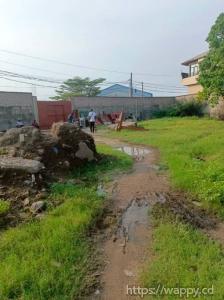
[0,156,44,174]
[23,198,30,206]
[108,121,136,130]
[0,122,98,178]
[30,200,46,214]
[122,121,137,129]
[75,141,94,161]
[0,126,41,147]
[0,122,98,228]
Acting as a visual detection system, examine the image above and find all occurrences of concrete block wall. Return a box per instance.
[0,92,36,131]
[71,96,176,119]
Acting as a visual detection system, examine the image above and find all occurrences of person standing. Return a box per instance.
[67,110,75,123]
[32,119,40,129]
[88,109,97,133]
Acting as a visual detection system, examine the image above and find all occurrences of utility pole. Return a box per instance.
[129,72,133,97]
[141,82,144,98]
[32,85,37,97]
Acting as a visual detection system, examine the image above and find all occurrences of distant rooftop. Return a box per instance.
[99,84,153,97]
[181,51,208,66]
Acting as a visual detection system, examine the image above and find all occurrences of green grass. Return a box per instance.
[0,145,132,299]
[0,199,10,215]
[107,117,224,216]
[72,144,133,184]
[142,216,224,299]
[104,118,224,298]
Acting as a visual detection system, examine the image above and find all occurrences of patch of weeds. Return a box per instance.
[0,148,8,155]
[141,206,224,299]
[0,199,10,215]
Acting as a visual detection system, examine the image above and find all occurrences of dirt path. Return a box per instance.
[92,136,170,300]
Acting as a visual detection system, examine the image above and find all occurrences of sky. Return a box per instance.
[0,0,223,99]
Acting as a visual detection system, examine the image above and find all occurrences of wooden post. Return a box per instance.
[115,112,123,131]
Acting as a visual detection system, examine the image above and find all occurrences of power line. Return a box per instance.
[0,64,186,95]
[134,83,187,93]
[0,77,59,88]
[0,48,177,77]
[134,84,187,92]
[0,49,129,75]
[0,59,74,77]
[132,83,186,94]
[133,80,187,90]
[0,69,63,84]
[0,68,129,88]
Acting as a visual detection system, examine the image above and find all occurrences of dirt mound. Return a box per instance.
[0,123,98,228]
[0,122,97,173]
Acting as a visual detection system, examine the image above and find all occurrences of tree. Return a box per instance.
[198,13,224,104]
[51,77,106,100]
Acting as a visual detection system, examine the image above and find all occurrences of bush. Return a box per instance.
[0,199,10,216]
[152,101,205,118]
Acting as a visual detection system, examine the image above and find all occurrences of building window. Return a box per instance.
[190,63,199,76]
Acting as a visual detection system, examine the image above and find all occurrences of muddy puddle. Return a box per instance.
[118,199,150,244]
[116,146,150,160]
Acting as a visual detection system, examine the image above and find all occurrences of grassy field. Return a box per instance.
[105,117,224,299]
[108,117,224,216]
[142,214,224,299]
[0,144,132,300]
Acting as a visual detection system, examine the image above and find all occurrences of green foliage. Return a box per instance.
[0,188,102,299]
[198,13,224,104]
[0,146,132,299]
[141,219,224,299]
[0,199,10,215]
[152,101,204,118]
[108,117,224,216]
[51,76,106,100]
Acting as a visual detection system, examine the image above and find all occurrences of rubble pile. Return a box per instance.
[0,123,98,227]
[0,122,97,177]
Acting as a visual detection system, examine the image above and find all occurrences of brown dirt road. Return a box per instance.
[92,135,170,300]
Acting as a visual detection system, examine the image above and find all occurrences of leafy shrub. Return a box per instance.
[152,101,205,118]
[0,200,10,215]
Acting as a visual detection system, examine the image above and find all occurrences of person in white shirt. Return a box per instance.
[88,109,97,133]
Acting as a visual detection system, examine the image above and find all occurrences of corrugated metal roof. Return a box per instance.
[99,84,153,97]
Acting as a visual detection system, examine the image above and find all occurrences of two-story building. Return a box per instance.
[181,51,208,95]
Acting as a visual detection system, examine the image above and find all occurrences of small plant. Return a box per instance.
[0,200,10,216]
[0,148,8,155]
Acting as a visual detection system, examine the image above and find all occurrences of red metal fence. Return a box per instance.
[37,101,72,129]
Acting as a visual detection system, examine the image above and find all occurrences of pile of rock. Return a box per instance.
[0,122,98,182]
[0,122,98,227]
